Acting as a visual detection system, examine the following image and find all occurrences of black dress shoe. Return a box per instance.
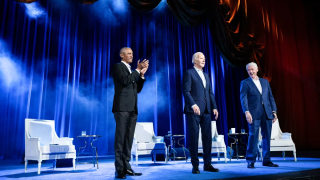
[203,164,219,172]
[263,162,279,167]
[192,167,200,174]
[125,169,142,176]
[115,171,126,179]
[247,163,254,168]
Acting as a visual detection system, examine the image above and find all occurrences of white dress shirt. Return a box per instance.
[194,66,206,88]
[251,77,262,94]
[121,61,145,79]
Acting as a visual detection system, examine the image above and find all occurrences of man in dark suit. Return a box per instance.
[240,62,279,168]
[182,52,220,174]
[112,47,149,179]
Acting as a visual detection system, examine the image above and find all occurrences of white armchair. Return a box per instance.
[198,121,227,163]
[259,119,297,161]
[131,122,167,165]
[25,118,76,174]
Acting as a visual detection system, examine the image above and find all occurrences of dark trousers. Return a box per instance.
[246,108,272,164]
[186,113,212,167]
[114,111,137,171]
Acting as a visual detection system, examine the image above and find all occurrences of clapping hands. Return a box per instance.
[137,59,149,77]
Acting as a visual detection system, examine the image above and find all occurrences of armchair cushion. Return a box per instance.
[41,145,76,154]
[136,143,166,150]
[198,142,225,148]
[270,139,294,147]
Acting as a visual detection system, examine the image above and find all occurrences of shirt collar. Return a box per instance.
[194,66,203,72]
[121,61,130,68]
[250,76,259,81]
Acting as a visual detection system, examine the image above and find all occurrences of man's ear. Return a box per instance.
[120,53,124,59]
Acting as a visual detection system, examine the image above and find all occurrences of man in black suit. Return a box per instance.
[182,52,220,174]
[112,47,149,179]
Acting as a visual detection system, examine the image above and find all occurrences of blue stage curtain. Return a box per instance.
[0,0,246,159]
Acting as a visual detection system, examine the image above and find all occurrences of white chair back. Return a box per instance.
[134,122,155,143]
[271,119,282,139]
[26,119,55,146]
[199,121,218,142]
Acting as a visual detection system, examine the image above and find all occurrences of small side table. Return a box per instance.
[228,133,248,161]
[165,135,189,162]
[77,135,101,169]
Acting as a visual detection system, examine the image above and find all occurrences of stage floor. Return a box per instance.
[1,155,320,180]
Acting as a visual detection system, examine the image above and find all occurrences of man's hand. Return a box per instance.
[192,105,200,115]
[137,59,149,71]
[245,111,253,124]
[140,67,148,77]
[213,109,219,120]
[272,112,278,123]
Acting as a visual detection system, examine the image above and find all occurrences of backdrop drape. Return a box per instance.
[128,0,320,150]
[0,0,247,159]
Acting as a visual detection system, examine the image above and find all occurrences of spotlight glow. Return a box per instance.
[24,2,46,18]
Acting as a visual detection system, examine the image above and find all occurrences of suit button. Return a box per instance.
[204,98,206,100]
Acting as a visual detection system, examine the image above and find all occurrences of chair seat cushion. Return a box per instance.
[136,143,166,150]
[198,141,225,149]
[41,145,75,154]
[270,139,294,147]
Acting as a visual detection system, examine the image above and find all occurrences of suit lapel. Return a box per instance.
[119,62,130,74]
[248,77,261,94]
[204,73,210,89]
[260,78,265,94]
[192,69,205,88]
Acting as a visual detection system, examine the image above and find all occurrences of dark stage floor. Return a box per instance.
[0,151,319,180]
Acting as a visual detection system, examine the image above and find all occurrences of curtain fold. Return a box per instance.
[166,0,208,27]
[128,0,265,73]
[127,0,162,13]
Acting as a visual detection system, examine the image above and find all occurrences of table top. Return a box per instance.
[77,135,102,138]
[165,135,185,138]
[228,133,248,136]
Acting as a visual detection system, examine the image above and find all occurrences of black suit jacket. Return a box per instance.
[182,68,217,114]
[112,62,145,114]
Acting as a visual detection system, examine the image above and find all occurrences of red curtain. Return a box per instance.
[261,0,320,149]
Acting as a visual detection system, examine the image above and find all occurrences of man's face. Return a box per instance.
[194,53,206,68]
[120,48,133,64]
[247,65,258,78]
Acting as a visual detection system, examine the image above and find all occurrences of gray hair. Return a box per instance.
[192,52,204,64]
[246,62,258,70]
[119,47,131,55]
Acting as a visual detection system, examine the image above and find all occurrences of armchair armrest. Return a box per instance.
[25,138,41,158]
[54,137,73,145]
[152,136,164,143]
[280,133,292,140]
[215,135,224,142]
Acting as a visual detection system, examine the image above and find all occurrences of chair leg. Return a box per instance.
[37,161,42,175]
[282,151,285,160]
[224,152,227,163]
[25,160,28,172]
[73,158,76,170]
[293,150,297,162]
[136,155,139,166]
[53,159,56,170]
[153,154,156,163]
[165,153,168,164]
[217,152,220,161]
